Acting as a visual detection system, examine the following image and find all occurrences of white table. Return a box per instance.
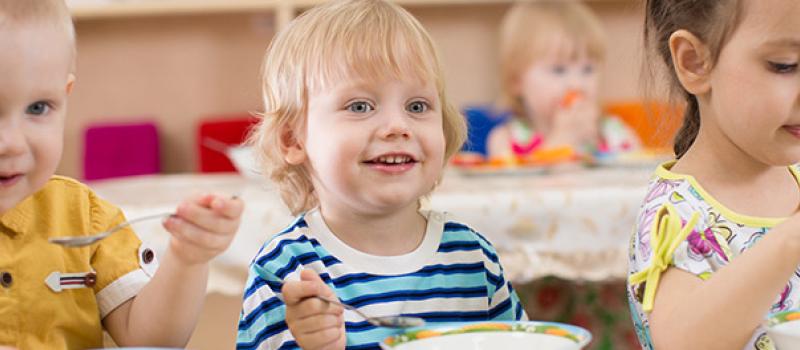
[89,165,653,294]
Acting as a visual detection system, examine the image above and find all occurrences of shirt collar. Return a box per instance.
[0,194,37,237]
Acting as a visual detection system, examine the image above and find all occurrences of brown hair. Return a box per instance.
[250,0,467,215]
[644,0,741,158]
[500,1,606,118]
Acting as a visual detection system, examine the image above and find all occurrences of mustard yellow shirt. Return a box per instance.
[0,176,157,349]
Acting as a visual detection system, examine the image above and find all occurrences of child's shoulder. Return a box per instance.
[639,162,714,222]
[439,217,501,259]
[30,176,99,209]
[252,214,315,263]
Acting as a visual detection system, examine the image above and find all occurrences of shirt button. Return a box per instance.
[84,272,97,287]
[1,272,12,288]
[142,248,155,264]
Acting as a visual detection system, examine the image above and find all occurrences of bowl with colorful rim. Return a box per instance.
[379,321,591,350]
[767,309,800,349]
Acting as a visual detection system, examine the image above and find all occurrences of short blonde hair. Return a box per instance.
[0,0,75,43]
[499,1,606,116]
[250,0,466,215]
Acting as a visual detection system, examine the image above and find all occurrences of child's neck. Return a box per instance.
[318,201,427,256]
[675,120,800,218]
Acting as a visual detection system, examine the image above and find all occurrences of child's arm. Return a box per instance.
[282,270,346,350]
[102,193,244,347]
[649,213,800,349]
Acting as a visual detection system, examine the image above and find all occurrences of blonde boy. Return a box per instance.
[0,1,243,348]
[238,1,525,349]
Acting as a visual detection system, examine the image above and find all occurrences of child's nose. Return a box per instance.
[379,110,412,139]
[0,120,27,156]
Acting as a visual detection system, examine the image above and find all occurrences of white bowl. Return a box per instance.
[381,321,591,350]
[226,145,262,181]
[768,310,800,349]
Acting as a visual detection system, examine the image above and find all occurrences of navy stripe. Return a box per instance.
[406,310,490,322]
[488,297,513,319]
[237,320,288,349]
[437,240,482,253]
[332,262,485,287]
[239,296,284,330]
[279,217,308,234]
[255,236,321,266]
[443,222,472,232]
[277,341,299,349]
[343,287,486,308]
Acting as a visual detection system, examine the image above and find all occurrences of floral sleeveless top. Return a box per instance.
[628,162,800,350]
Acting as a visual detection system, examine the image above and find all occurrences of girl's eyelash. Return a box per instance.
[345,100,374,113]
[768,61,798,74]
[406,100,431,113]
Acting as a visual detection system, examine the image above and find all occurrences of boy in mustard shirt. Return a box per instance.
[0,1,244,348]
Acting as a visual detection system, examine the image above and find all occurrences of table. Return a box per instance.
[90,165,654,350]
[90,165,653,290]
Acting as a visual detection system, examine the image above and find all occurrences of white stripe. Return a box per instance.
[342,297,487,323]
[96,268,150,318]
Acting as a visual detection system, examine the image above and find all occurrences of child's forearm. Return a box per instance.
[112,249,209,347]
[650,217,800,349]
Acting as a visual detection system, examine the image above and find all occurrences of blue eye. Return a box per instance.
[769,62,798,74]
[346,101,373,113]
[582,64,595,75]
[406,101,429,113]
[551,65,567,75]
[26,101,50,116]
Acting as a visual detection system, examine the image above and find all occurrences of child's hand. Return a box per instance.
[163,193,244,265]
[283,270,346,350]
[550,97,601,147]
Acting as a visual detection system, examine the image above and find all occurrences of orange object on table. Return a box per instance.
[527,146,578,165]
[560,90,584,108]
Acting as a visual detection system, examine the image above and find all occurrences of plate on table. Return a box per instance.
[587,149,669,169]
[767,309,800,349]
[380,321,591,350]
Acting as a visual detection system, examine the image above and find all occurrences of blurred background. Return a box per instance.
[64,1,667,349]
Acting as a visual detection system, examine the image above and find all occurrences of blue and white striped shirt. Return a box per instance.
[237,209,526,350]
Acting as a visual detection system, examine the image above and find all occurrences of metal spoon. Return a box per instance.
[253,264,425,329]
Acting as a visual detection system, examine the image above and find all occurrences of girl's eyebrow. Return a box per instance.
[761,38,800,50]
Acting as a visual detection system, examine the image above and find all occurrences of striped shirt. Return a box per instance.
[237,209,526,350]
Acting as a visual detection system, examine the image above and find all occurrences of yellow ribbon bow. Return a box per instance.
[630,204,699,312]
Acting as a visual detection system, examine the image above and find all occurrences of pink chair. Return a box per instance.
[83,121,160,181]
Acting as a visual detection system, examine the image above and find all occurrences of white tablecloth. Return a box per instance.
[89,165,653,295]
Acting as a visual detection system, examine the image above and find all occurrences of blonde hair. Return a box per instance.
[250,0,467,215]
[499,1,606,117]
[0,0,75,43]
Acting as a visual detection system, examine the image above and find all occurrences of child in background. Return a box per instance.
[628,0,800,349]
[486,1,640,161]
[0,1,244,348]
[237,0,526,349]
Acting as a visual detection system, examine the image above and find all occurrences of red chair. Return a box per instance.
[83,121,160,181]
[197,115,258,173]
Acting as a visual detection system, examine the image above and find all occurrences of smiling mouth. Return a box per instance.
[784,125,800,138]
[0,174,22,185]
[363,154,418,166]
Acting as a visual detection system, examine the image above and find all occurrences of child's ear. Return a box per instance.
[669,29,712,95]
[66,74,76,95]
[280,126,306,165]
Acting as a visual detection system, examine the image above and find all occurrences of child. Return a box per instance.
[486,1,640,161]
[237,0,526,349]
[628,0,800,349]
[0,1,244,348]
